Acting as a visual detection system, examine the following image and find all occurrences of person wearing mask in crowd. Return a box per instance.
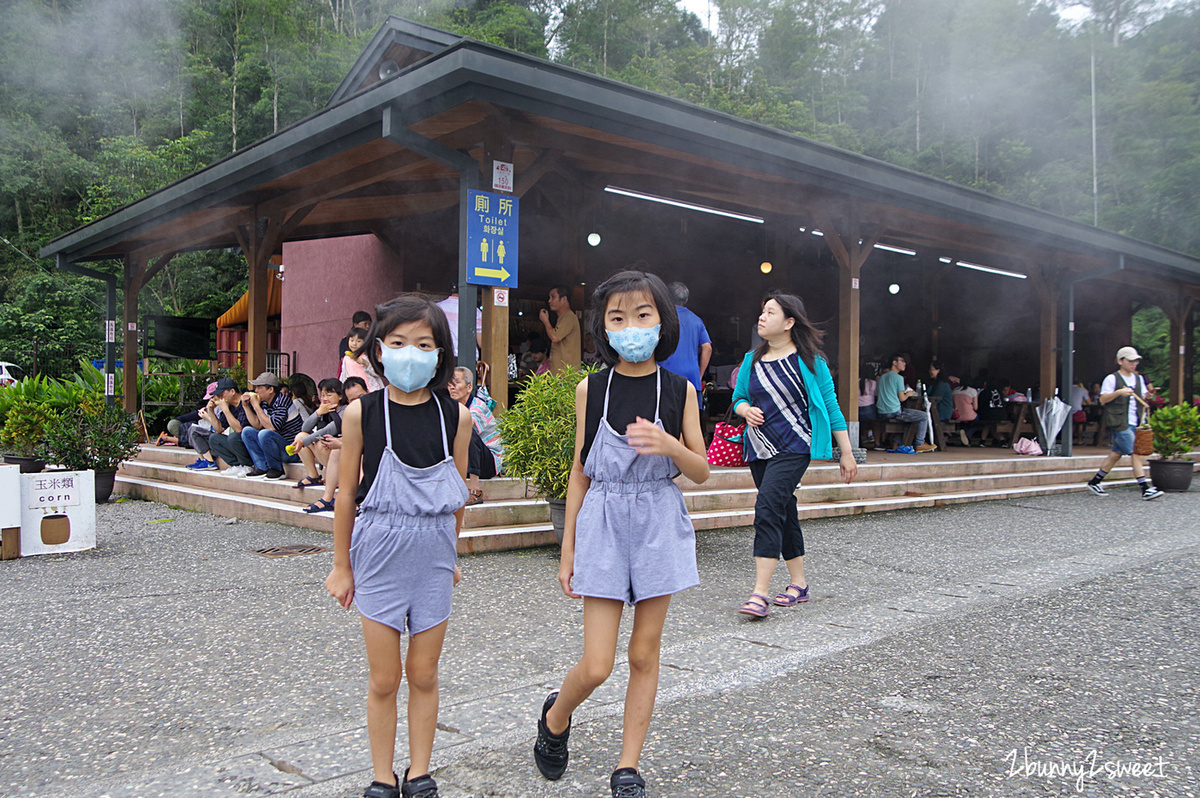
[324,294,471,798]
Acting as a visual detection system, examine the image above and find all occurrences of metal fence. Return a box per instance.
[0,340,103,381]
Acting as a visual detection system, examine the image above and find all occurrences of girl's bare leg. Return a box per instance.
[298,437,319,479]
[618,593,671,770]
[405,619,449,779]
[545,597,623,734]
[361,616,403,786]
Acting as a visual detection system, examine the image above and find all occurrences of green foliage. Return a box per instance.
[0,397,61,457]
[0,373,100,427]
[40,405,143,472]
[1147,403,1200,461]
[498,365,594,499]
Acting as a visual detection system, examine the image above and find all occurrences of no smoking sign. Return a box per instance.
[494,288,509,307]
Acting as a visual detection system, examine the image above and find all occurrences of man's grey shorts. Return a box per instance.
[1110,427,1134,456]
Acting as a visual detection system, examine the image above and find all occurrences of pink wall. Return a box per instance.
[281,234,404,381]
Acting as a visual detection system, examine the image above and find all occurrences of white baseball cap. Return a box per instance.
[1116,346,1142,361]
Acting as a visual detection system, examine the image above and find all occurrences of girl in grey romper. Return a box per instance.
[326,294,471,798]
[534,270,711,798]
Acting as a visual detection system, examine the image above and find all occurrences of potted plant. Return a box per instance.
[40,404,142,502]
[498,365,594,543]
[1146,403,1200,492]
[0,397,60,472]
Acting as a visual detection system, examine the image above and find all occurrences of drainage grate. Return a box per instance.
[252,544,332,558]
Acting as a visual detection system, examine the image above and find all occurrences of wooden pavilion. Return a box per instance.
[41,18,1200,449]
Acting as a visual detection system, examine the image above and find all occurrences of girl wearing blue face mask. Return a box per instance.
[534,269,710,798]
[325,294,471,798]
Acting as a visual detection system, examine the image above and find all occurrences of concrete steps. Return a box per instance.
[116,445,1145,553]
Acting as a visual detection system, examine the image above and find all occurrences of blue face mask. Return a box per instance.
[607,324,661,364]
[377,342,441,392]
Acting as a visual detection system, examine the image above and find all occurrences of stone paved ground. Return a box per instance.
[1,484,1197,798]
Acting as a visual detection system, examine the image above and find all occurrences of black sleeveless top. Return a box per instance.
[580,367,688,466]
[356,389,460,504]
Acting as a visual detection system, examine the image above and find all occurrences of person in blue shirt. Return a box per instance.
[731,291,858,617]
[875,354,934,452]
[659,282,712,401]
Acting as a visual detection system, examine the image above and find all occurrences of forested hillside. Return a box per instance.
[1,0,1196,376]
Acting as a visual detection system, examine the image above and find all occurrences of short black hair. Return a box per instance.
[352,311,371,326]
[887,352,907,366]
[550,285,572,305]
[342,376,368,393]
[365,293,454,391]
[588,268,679,367]
[317,377,346,404]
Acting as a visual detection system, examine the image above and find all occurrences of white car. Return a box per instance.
[0,361,25,386]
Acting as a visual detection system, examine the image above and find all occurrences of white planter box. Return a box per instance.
[13,469,96,557]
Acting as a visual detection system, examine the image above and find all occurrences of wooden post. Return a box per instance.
[1031,266,1060,401]
[1166,296,1195,405]
[481,289,509,412]
[812,208,881,433]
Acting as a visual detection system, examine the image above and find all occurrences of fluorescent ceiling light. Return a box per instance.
[874,243,917,256]
[956,260,1028,280]
[939,257,953,263]
[811,229,824,236]
[604,186,764,223]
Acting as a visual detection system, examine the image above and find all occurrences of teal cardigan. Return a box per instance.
[731,351,848,461]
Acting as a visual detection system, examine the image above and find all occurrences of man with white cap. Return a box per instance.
[1086,346,1163,499]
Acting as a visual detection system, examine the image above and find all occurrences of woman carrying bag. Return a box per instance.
[732,291,858,617]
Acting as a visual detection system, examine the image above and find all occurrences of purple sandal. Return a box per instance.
[772,584,809,606]
[738,593,770,618]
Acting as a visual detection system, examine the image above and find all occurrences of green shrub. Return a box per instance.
[1148,403,1200,460]
[40,405,142,471]
[0,397,61,457]
[498,365,594,500]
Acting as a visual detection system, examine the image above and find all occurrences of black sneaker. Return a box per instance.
[400,769,438,798]
[534,691,570,780]
[363,772,399,798]
[264,468,286,480]
[246,467,267,478]
[610,768,646,798]
[1086,481,1108,496]
[1142,486,1164,501]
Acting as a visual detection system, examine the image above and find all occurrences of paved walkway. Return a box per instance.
[2,483,1197,798]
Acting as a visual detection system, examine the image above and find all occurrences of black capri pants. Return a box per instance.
[749,452,811,560]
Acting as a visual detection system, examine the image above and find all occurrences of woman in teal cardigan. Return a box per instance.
[732,291,858,617]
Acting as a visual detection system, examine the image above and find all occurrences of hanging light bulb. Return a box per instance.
[587,232,601,247]
[888,283,901,295]
[760,262,773,274]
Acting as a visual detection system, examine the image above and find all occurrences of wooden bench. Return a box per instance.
[860,419,919,450]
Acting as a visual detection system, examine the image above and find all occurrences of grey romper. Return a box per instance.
[572,367,699,604]
[349,393,468,635]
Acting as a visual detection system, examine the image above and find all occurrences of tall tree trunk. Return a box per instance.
[15,197,23,236]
